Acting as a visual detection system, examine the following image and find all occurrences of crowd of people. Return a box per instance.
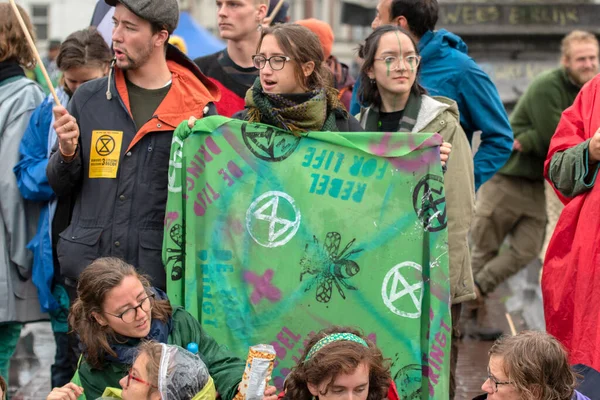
[1,0,600,398]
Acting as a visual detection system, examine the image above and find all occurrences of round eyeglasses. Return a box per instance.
[104,293,155,323]
[252,55,291,71]
[374,55,421,70]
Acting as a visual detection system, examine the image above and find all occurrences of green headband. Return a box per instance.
[304,333,369,361]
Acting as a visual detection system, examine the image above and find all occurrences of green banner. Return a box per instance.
[164,116,451,399]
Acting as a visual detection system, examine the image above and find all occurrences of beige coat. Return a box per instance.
[359,95,476,304]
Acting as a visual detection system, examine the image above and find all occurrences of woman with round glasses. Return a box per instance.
[476,331,589,399]
[234,23,363,133]
[357,26,475,396]
[45,257,245,400]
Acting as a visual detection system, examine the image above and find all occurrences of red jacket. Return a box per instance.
[543,73,600,370]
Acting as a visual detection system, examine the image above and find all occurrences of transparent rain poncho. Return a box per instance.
[158,344,216,400]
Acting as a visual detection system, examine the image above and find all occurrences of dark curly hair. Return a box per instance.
[283,326,391,400]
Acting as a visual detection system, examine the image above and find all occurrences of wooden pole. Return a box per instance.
[8,0,62,107]
[268,0,285,24]
[505,313,517,336]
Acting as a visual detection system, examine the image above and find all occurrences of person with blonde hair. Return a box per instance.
[195,0,269,116]
[477,331,589,399]
[540,30,600,265]
[0,1,46,385]
[469,29,599,339]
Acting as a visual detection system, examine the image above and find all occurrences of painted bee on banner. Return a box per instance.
[300,232,364,303]
[166,223,184,281]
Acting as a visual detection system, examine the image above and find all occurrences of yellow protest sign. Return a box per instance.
[89,130,123,178]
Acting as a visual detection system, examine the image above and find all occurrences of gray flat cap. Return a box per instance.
[105,0,179,34]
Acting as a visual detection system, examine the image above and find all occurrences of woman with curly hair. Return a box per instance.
[282,326,392,400]
[477,331,589,400]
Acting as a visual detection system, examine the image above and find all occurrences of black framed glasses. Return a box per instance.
[486,366,512,393]
[374,55,421,70]
[252,55,291,71]
[105,293,155,323]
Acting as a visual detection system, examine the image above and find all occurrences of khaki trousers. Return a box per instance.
[470,174,547,295]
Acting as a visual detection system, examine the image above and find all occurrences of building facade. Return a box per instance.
[15,0,98,52]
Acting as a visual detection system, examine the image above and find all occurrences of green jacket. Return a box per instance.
[359,95,476,304]
[500,67,580,181]
[549,139,600,197]
[78,306,244,400]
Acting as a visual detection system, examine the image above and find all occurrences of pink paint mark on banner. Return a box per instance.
[369,131,405,156]
[389,151,440,173]
[243,269,282,305]
[370,131,442,155]
[222,126,261,173]
[165,212,179,228]
[367,333,377,344]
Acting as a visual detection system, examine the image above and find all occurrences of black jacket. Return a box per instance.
[47,45,219,290]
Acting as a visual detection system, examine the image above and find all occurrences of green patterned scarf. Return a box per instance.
[363,91,422,132]
[244,79,347,135]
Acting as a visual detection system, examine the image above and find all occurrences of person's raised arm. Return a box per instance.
[46,101,83,197]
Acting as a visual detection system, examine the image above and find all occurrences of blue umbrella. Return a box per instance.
[173,11,225,59]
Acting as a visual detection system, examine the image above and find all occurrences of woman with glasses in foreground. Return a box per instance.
[48,341,216,400]
[476,331,589,399]
[234,23,363,133]
[118,341,215,400]
[45,257,245,400]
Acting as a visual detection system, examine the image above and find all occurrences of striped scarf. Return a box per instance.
[244,79,347,135]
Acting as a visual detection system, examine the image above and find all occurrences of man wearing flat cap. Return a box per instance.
[47,0,220,295]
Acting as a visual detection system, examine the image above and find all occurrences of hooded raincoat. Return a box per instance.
[543,74,600,371]
[0,70,47,324]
